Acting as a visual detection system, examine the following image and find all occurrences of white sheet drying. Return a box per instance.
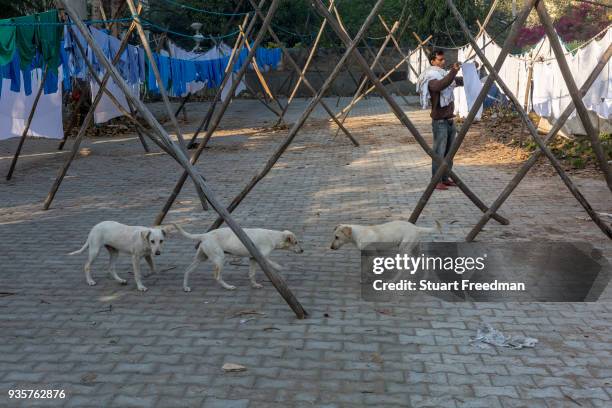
[0,68,64,140]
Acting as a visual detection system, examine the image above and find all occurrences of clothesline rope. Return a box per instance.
[140,17,242,40]
[0,17,133,26]
[157,0,252,16]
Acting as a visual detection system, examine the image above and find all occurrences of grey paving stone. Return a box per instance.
[1,97,610,408]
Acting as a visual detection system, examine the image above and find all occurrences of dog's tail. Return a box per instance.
[68,240,89,256]
[173,224,202,241]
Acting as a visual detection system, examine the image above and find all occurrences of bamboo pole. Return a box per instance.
[175,0,245,122]
[466,44,612,241]
[247,0,358,145]
[238,23,285,114]
[333,34,433,120]
[44,6,143,210]
[243,79,284,117]
[174,92,191,118]
[58,92,85,150]
[186,12,254,149]
[378,16,421,81]
[154,0,278,225]
[58,0,308,319]
[332,6,411,107]
[238,23,286,119]
[57,1,128,151]
[333,20,399,137]
[5,66,49,180]
[125,0,187,151]
[285,0,335,106]
[311,0,509,226]
[464,0,500,60]
[68,25,153,153]
[443,0,611,240]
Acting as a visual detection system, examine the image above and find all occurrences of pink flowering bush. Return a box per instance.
[516,4,609,49]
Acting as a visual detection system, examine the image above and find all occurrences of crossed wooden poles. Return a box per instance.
[243,0,610,244]
[332,15,433,138]
[408,0,612,241]
[186,0,359,150]
[152,0,509,248]
[52,0,308,319]
[5,5,147,180]
[236,17,286,123]
[153,0,367,226]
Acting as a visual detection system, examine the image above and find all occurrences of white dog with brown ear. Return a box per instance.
[330,220,441,252]
[69,221,172,291]
[174,224,303,292]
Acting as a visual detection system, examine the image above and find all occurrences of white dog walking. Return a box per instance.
[174,224,303,292]
[330,220,441,252]
[69,221,170,291]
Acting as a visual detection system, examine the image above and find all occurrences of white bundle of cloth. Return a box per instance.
[416,66,456,109]
[407,47,430,84]
[453,62,483,120]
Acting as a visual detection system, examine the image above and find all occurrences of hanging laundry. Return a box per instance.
[63,25,87,79]
[255,47,281,71]
[127,44,140,85]
[0,51,22,94]
[88,27,110,74]
[13,14,36,71]
[453,62,483,120]
[36,10,63,75]
[0,67,63,140]
[3,10,63,74]
[407,47,428,84]
[532,60,555,117]
[0,18,16,66]
[91,75,139,124]
[108,33,129,79]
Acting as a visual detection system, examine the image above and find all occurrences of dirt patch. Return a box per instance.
[455,109,610,179]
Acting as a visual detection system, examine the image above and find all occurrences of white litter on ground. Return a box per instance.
[471,323,538,350]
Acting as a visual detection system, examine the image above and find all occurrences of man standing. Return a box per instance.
[417,50,463,191]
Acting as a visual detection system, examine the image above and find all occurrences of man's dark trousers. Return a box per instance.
[431,118,456,183]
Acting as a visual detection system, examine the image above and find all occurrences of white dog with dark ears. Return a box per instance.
[330,220,441,252]
[69,221,172,291]
[173,224,303,292]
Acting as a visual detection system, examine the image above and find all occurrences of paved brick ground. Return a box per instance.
[1,97,611,407]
